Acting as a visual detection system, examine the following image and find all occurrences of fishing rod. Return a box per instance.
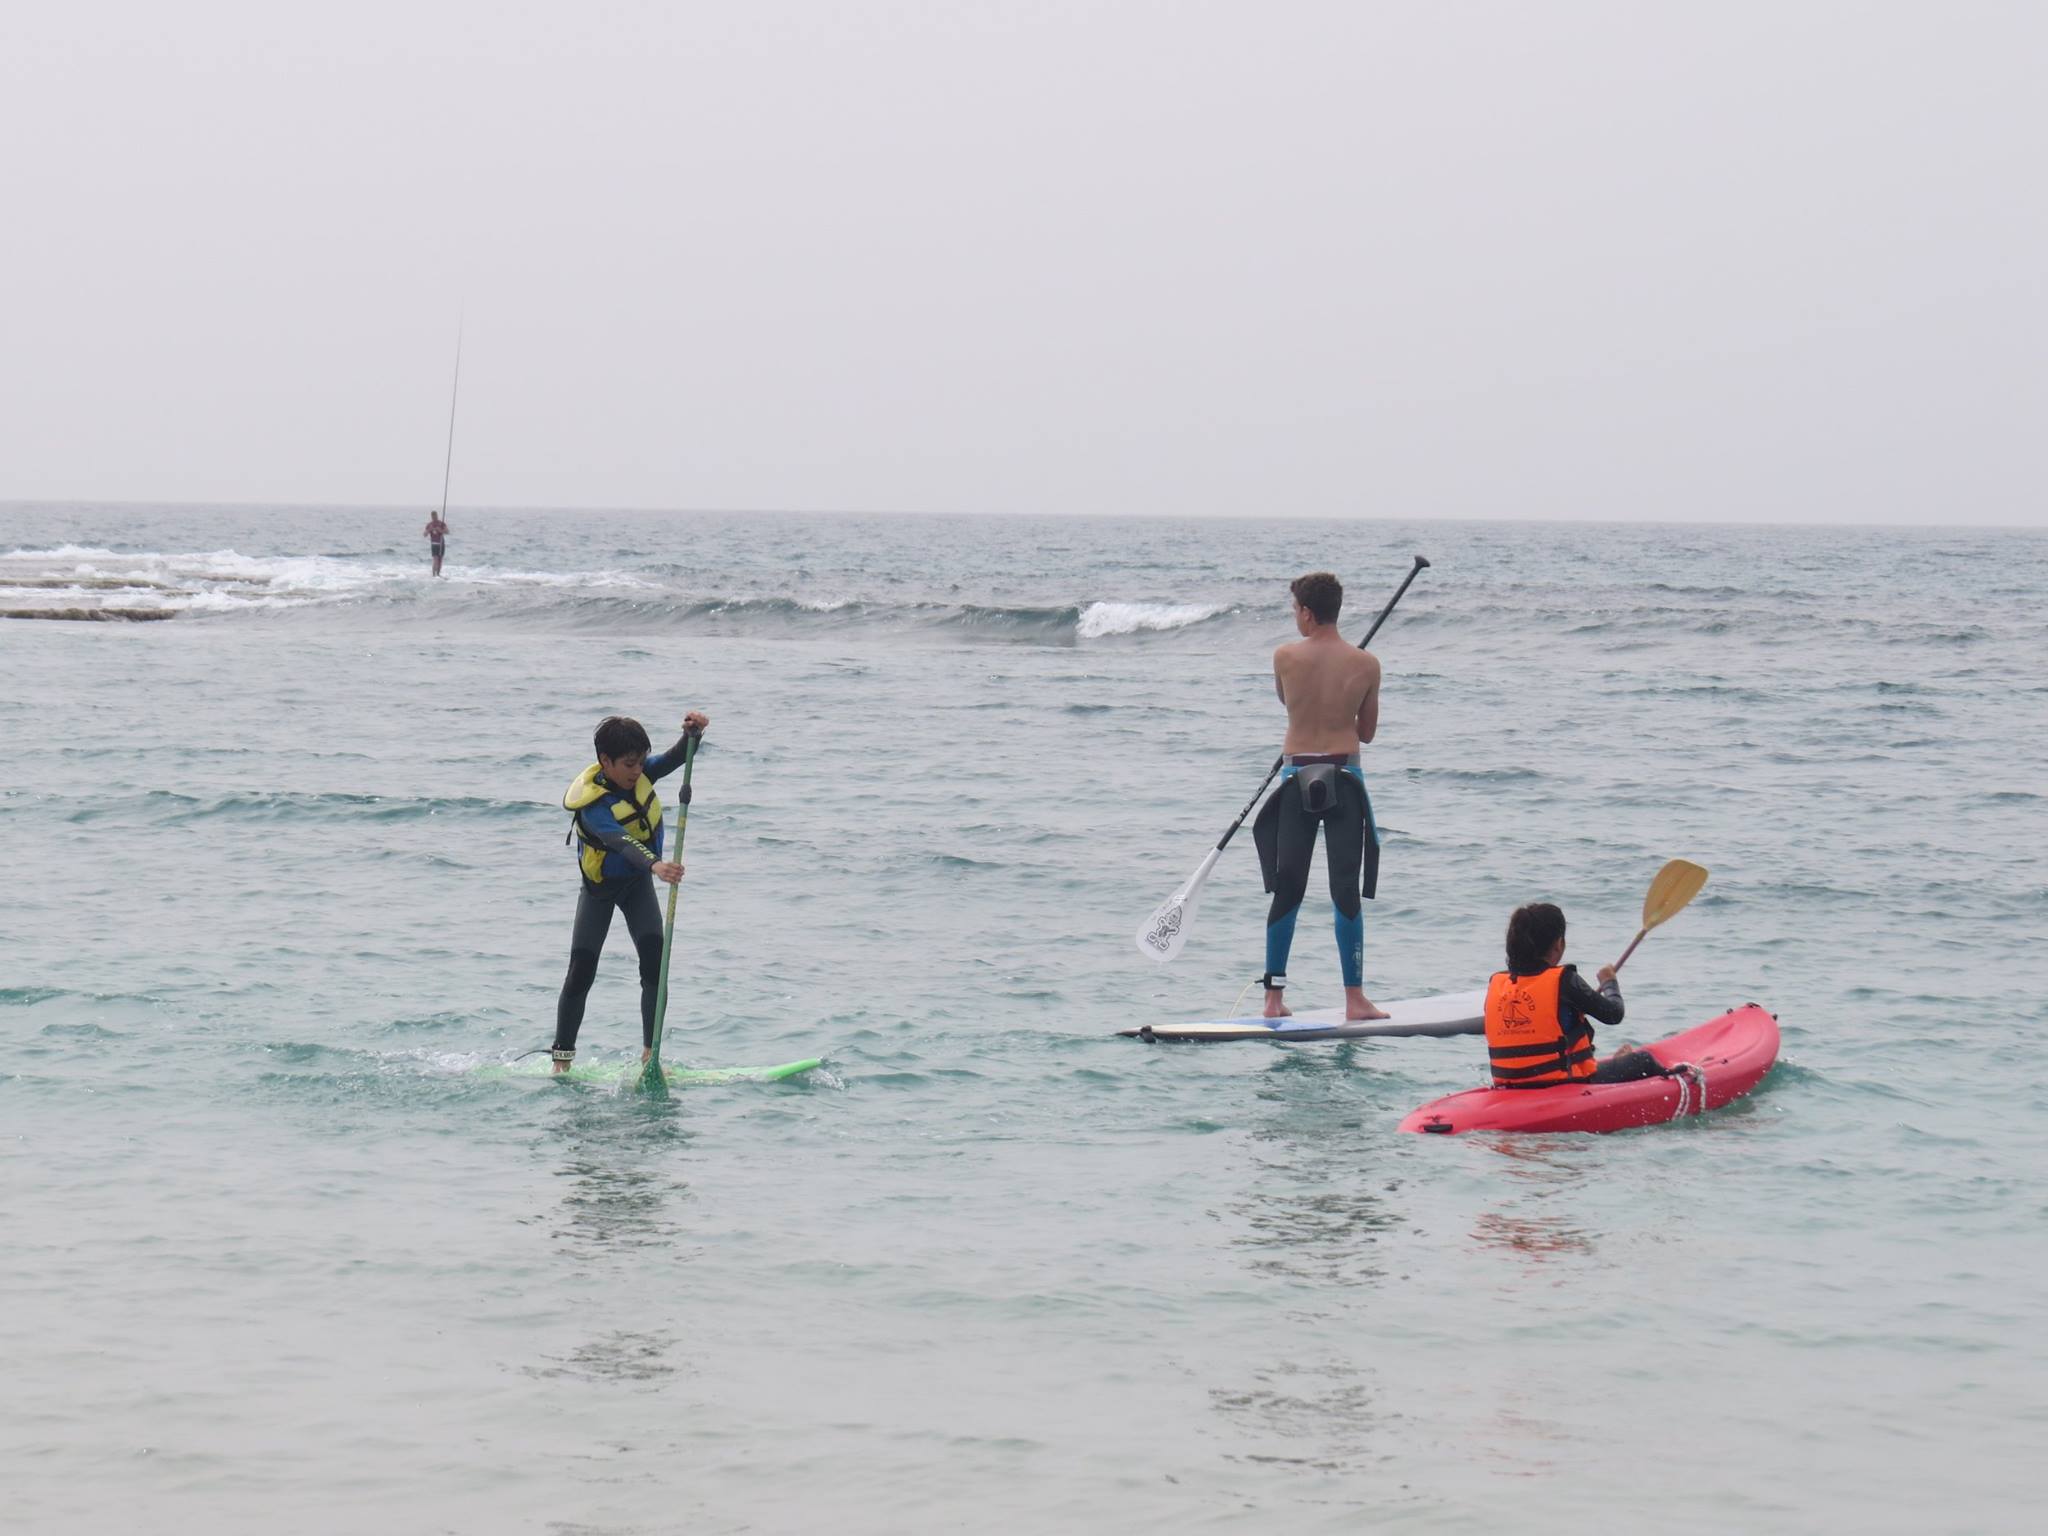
[437,320,463,519]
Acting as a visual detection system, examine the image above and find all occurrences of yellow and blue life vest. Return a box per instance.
[562,764,664,884]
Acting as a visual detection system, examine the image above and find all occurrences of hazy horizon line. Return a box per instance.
[3,496,2040,535]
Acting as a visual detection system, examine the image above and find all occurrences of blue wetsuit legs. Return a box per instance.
[1263,768,1368,990]
[1264,904,1301,981]
[1333,904,1364,988]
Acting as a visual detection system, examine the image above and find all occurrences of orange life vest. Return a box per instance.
[1485,967,1597,1088]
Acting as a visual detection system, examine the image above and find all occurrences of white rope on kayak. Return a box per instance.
[1668,1062,1706,1116]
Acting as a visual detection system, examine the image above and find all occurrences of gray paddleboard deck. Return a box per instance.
[1120,988,1486,1043]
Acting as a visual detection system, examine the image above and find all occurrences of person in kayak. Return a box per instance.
[1486,902,1676,1087]
[423,511,448,576]
[552,710,709,1074]
[1250,571,1387,1021]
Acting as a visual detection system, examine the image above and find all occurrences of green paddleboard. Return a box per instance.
[482,1057,822,1086]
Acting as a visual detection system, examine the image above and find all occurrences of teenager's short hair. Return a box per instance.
[1290,571,1343,625]
[594,715,652,761]
[1505,902,1567,976]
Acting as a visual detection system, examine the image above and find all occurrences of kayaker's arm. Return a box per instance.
[1561,964,1624,1027]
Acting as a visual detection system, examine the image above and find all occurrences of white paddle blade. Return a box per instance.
[1135,848,1221,963]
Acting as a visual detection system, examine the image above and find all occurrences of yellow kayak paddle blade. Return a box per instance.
[1641,858,1709,931]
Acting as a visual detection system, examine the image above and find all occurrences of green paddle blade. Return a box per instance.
[1642,858,1709,931]
[662,1058,822,1086]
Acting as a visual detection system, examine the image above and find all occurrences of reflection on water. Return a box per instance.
[538,1086,694,1261]
[522,1329,679,1384]
[1226,1051,1405,1287]
[1472,1391,1582,1480]
[1471,1210,1595,1260]
[1466,1137,1597,1263]
[1208,1053,1398,1468]
[518,1089,695,1385]
[1209,1363,1381,1473]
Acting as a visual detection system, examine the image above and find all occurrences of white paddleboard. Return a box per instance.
[1119,988,1486,1043]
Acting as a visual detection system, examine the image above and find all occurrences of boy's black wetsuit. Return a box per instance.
[552,730,694,1056]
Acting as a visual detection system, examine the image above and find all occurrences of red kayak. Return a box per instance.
[1398,1004,1780,1135]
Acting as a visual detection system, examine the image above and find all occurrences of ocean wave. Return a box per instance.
[0,986,67,1007]
[1,543,128,560]
[75,788,541,825]
[1075,600,1229,638]
[0,545,667,621]
[4,544,1236,642]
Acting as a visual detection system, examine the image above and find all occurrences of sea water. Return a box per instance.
[2,506,2044,1534]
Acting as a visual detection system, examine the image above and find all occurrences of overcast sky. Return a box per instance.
[2,1,2042,523]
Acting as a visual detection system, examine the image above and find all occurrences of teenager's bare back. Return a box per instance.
[1274,638,1380,755]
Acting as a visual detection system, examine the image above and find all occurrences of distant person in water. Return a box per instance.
[553,711,709,1074]
[1485,902,1677,1087]
[423,511,448,576]
[1251,571,1386,1020]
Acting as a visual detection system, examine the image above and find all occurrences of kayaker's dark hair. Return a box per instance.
[1290,571,1343,625]
[594,715,651,761]
[1506,902,1567,975]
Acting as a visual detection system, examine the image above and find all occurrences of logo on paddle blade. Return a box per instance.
[1144,906,1184,951]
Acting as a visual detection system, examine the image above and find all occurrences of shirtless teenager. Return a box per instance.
[1251,571,1386,1020]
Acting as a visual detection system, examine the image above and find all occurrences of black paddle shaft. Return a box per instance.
[1212,556,1430,853]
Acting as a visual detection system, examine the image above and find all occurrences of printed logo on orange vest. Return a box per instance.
[1498,992,1535,1035]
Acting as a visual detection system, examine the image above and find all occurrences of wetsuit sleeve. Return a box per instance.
[1562,965,1625,1027]
[577,802,658,871]
[644,731,697,781]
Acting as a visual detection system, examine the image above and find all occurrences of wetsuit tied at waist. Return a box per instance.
[1251,758,1380,990]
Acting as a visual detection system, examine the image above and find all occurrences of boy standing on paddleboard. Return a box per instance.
[1251,572,1387,1020]
[552,711,709,1074]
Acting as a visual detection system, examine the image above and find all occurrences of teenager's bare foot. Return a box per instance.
[1262,991,1292,1019]
[1344,987,1390,1021]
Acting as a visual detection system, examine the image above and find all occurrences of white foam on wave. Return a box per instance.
[1,544,126,561]
[697,592,860,613]
[460,567,662,591]
[3,545,664,615]
[1076,600,1228,638]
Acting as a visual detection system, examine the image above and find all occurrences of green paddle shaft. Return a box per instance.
[643,728,701,1082]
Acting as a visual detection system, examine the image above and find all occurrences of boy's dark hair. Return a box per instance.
[594,715,652,761]
[1505,902,1567,976]
[1290,571,1343,626]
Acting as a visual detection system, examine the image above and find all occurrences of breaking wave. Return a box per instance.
[0,544,1236,643]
